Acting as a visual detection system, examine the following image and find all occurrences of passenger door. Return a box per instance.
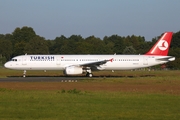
[143,56,148,65]
[22,56,27,65]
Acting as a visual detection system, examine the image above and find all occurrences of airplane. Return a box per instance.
[4,32,175,77]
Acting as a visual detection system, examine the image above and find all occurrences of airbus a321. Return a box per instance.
[4,32,175,77]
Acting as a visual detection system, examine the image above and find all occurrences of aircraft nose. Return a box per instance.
[4,62,11,69]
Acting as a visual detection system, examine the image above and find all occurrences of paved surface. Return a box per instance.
[0,77,87,82]
[0,75,154,82]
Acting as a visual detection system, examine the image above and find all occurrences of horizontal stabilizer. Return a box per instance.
[156,56,175,62]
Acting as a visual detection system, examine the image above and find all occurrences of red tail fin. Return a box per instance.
[145,32,173,56]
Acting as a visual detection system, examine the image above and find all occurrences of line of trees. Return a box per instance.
[0,26,180,69]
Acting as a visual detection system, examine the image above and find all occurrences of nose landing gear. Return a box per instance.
[23,70,26,77]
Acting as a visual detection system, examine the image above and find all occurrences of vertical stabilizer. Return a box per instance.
[145,32,173,56]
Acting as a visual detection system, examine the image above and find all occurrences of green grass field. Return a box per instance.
[0,89,180,120]
[0,67,180,120]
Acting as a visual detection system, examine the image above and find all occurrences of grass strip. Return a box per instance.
[0,89,180,120]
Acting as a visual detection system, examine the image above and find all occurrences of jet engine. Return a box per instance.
[64,66,83,75]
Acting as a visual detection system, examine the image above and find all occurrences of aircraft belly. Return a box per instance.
[12,62,64,70]
[103,61,142,70]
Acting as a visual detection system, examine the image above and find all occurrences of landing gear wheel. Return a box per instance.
[86,72,93,77]
[89,73,93,77]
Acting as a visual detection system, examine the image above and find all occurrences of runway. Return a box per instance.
[0,77,87,82]
[0,74,155,82]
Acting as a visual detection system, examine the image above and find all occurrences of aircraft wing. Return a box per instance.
[80,58,113,67]
[79,58,113,70]
[67,58,113,70]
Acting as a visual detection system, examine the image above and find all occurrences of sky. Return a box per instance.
[0,0,180,41]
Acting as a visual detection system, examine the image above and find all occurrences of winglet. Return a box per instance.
[145,32,173,56]
[109,58,113,62]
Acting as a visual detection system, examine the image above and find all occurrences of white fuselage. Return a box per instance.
[4,55,174,71]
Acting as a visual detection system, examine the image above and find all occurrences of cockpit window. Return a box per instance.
[12,59,17,61]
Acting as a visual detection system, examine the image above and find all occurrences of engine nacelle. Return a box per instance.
[64,66,83,75]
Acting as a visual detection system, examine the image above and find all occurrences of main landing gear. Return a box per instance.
[85,67,93,77]
[86,72,93,77]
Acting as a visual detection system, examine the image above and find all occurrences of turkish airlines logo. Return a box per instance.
[157,40,168,51]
